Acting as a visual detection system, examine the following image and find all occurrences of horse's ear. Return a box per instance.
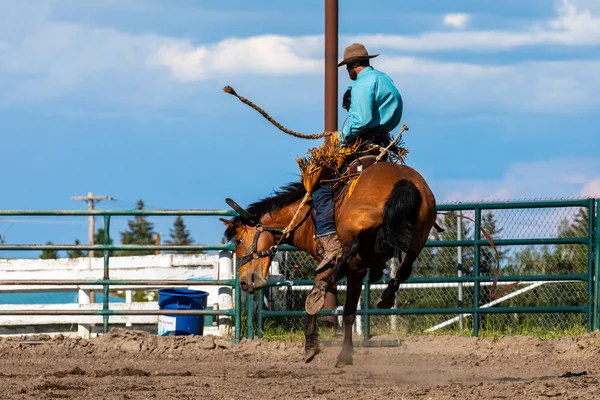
[219,218,232,227]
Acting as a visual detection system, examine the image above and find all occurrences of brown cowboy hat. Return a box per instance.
[337,43,379,67]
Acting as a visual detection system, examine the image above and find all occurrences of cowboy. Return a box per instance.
[313,43,404,270]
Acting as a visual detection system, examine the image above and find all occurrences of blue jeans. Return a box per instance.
[312,183,336,237]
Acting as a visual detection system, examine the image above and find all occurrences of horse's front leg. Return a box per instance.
[304,313,320,363]
[305,241,359,315]
[336,269,366,368]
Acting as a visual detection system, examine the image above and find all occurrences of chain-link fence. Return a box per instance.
[258,200,595,340]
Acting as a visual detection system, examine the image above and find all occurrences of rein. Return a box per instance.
[237,194,312,268]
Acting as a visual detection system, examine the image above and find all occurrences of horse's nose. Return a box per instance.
[251,273,267,290]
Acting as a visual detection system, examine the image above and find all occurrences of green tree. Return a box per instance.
[119,200,155,256]
[67,239,87,258]
[431,211,473,277]
[165,216,196,254]
[480,212,508,276]
[554,208,588,274]
[40,241,60,259]
[94,227,115,256]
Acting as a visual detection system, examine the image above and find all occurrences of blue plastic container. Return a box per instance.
[157,288,209,336]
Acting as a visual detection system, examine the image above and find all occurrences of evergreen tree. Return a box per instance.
[67,239,87,258]
[480,212,507,276]
[119,200,155,256]
[94,227,115,256]
[554,208,589,274]
[40,241,60,259]
[165,216,196,254]
[431,211,473,277]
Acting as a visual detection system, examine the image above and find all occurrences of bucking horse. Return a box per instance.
[220,86,438,367]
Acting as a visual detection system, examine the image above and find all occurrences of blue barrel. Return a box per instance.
[157,288,209,336]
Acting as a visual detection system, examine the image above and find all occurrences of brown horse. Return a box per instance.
[221,161,437,367]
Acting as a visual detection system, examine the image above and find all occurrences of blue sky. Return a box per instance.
[1,0,600,257]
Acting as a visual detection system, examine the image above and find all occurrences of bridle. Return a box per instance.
[236,224,287,268]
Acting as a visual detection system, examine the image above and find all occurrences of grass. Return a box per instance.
[257,315,590,342]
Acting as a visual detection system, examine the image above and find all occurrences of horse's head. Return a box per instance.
[221,198,277,294]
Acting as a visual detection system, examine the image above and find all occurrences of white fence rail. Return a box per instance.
[0,253,234,338]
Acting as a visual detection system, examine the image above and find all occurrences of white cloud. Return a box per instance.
[432,158,600,202]
[149,35,321,82]
[350,0,600,52]
[0,0,599,115]
[580,179,600,197]
[443,13,470,29]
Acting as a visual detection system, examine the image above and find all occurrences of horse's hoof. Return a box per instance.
[305,287,326,315]
[305,347,321,363]
[335,355,353,368]
[376,297,395,309]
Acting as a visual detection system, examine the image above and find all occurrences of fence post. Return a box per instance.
[102,215,111,334]
[595,199,600,331]
[246,292,254,339]
[77,288,91,338]
[234,254,242,343]
[457,210,464,334]
[257,289,264,339]
[587,199,595,332]
[218,251,234,336]
[362,269,371,343]
[473,208,481,337]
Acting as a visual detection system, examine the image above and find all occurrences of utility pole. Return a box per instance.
[71,192,113,335]
[70,192,114,258]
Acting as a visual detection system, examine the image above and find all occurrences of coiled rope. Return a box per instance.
[223,86,334,140]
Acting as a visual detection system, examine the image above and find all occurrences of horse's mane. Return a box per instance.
[224,182,307,241]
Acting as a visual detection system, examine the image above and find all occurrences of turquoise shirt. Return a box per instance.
[339,66,403,144]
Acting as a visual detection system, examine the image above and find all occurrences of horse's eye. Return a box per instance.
[235,239,243,246]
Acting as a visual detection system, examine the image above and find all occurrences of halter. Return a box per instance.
[236,224,287,268]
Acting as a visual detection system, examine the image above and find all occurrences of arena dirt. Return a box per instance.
[1,328,599,399]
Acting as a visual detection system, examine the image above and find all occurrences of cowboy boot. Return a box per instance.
[315,233,342,272]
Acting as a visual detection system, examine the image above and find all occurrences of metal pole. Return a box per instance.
[362,270,371,343]
[587,199,595,332]
[234,253,242,343]
[595,200,600,331]
[473,209,481,337]
[257,289,264,339]
[102,215,111,334]
[246,292,254,339]
[323,0,339,329]
[457,211,464,333]
[324,0,338,143]
[218,251,234,336]
[89,195,95,258]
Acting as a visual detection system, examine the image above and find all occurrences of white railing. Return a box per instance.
[0,253,234,338]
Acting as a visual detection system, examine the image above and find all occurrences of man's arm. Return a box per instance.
[339,83,375,144]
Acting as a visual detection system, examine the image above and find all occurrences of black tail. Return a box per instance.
[376,179,422,258]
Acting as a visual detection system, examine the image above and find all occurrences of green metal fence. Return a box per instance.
[1,199,600,342]
[0,209,243,341]
[254,199,600,341]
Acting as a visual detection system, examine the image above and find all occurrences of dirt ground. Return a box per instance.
[1,329,599,399]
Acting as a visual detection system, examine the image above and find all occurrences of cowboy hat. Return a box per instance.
[337,43,379,67]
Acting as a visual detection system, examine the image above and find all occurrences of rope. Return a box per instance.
[375,124,409,163]
[223,86,334,140]
[275,192,312,247]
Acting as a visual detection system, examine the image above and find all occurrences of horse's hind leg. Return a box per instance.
[336,269,366,368]
[377,250,417,309]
